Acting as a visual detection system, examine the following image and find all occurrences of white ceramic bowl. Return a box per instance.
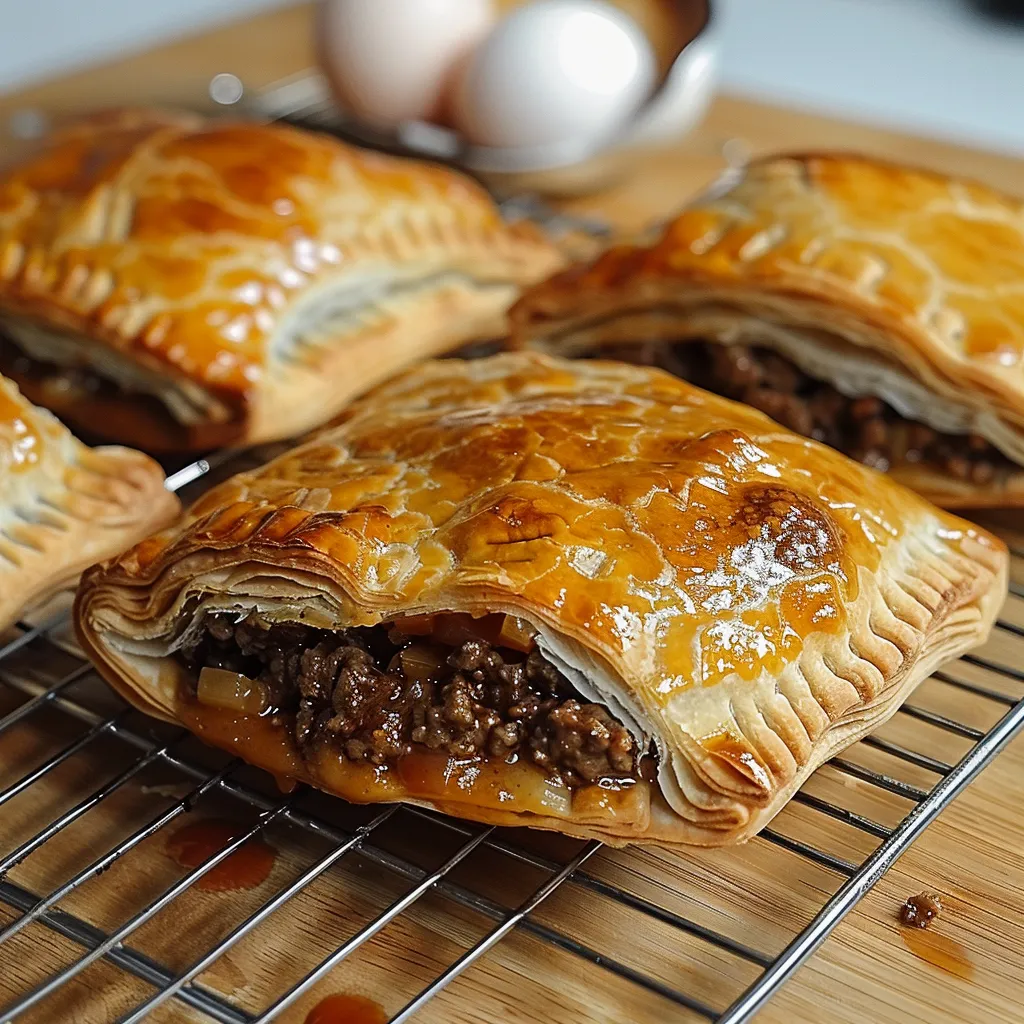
[251,0,717,195]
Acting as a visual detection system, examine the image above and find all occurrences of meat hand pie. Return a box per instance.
[0,372,176,633]
[74,354,1006,847]
[0,108,562,452]
[511,153,1024,508]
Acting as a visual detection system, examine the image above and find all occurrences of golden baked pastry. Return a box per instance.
[74,353,1006,846]
[0,373,177,631]
[511,153,1024,508]
[0,108,562,452]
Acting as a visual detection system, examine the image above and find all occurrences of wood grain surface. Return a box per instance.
[1,5,1024,1023]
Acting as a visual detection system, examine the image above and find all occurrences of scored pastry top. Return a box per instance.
[0,370,178,629]
[517,152,1024,380]
[0,108,561,448]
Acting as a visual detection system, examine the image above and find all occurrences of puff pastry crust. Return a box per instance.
[0,109,562,451]
[511,153,1024,507]
[0,373,177,632]
[75,353,1006,846]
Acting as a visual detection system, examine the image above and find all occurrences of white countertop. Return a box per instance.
[717,0,1024,156]
[3,0,1024,155]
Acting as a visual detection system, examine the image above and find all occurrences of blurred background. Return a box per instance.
[3,0,1024,155]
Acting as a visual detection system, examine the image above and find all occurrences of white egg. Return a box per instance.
[451,0,656,150]
[317,0,495,128]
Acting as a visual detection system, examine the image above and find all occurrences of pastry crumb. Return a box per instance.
[899,892,943,928]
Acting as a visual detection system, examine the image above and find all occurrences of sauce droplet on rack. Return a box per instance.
[273,773,299,794]
[305,993,388,1024]
[165,820,276,892]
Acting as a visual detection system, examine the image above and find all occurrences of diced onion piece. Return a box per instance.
[498,614,537,653]
[197,667,270,715]
[399,643,446,685]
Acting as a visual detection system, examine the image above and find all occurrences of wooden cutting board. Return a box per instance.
[1,6,1024,1023]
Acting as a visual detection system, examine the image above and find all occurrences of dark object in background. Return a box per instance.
[967,0,1024,25]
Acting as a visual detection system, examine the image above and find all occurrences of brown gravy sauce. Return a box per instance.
[899,928,976,982]
[165,819,276,892]
[305,993,388,1024]
[176,699,649,825]
[273,773,300,794]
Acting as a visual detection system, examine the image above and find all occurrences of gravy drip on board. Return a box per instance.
[164,819,276,892]
[304,993,388,1024]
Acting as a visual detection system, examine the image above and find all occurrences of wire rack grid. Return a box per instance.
[0,446,1021,1024]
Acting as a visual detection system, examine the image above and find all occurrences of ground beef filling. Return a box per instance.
[600,340,1015,485]
[181,612,639,789]
[0,333,124,402]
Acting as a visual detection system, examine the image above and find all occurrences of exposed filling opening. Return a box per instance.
[0,319,228,425]
[0,271,507,442]
[178,610,646,791]
[0,330,240,451]
[601,340,1017,485]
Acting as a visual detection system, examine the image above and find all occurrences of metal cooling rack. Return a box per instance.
[0,458,1022,1024]
[2,78,1024,1021]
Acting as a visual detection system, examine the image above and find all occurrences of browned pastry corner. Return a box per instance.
[0,108,563,452]
[0,371,177,631]
[75,353,1006,847]
[510,153,1024,508]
